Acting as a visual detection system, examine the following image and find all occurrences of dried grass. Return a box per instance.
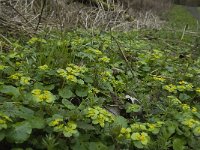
[0,0,172,34]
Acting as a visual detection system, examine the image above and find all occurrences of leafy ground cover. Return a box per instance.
[166,5,200,30]
[0,4,200,150]
[0,28,200,149]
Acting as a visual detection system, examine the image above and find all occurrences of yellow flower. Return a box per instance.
[0,65,7,70]
[131,123,147,131]
[163,84,177,93]
[118,127,131,139]
[86,106,114,128]
[131,132,149,145]
[177,81,193,91]
[15,62,22,66]
[182,118,199,128]
[0,119,6,124]
[152,76,165,82]
[182,104,190,111]
[179,81,187,84]
[62,121,78,137]
[38,65,49,70]
[20,76,31,85]
[49,118,63,127]
[32,89,56,103]
[192,107,197,113]
[99,56,110,63]
[167,96,182,105]
[57,69,67,77]
[31,89,41,95]
[85,48,102,55]
[193,126,200,136]
[89,88,100,94]
[43,90,56,103]
[66,67,73,72]
[196,88,200,93]
[66,75,77,82]
[9,73,23,80]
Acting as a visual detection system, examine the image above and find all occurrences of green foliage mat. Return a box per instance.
[166,5,200,30]
[0,29,200,149]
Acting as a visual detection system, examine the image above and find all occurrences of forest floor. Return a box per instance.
[0,4,200,150]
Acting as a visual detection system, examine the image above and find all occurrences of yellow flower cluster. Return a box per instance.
[152,75,166,82]
[28,37,46,45]
[181,104,198,113]
[117,121,164,147]
[9,73,31,85]
[38,64,49,70]
[146,122,164,134]
[163,84,177,93]
[163,81,193,93]
[131,123,147,131]
[86,106,114,127]
[98,56,110,63]
[182,104,190,111]
[167,96,182,105]
[118,127,131,139]
[0,113,12,130]
[63,121,78,137]
[9,73,23,80]
[151,49,163,59]
[20,77,31,85]
[193,126,200,136]
[15,61,22,66]
[32,89,56,103]
[49,119,78,137]
[100,71,112,82]
[176,81,193,91]
[196,88,200,93]
[131,132,150,146]
[0,65,7,70]
[88,87,100,94]
[57,64,87,84]
[84,48,102,55]
[181,118,200,128]
[130,121,164,135]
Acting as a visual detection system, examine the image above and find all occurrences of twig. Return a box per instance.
[35,0,47,31]
[0,34,12,45]
[110,33,137,81]
[181,24,189,40]
[3,1,34,29]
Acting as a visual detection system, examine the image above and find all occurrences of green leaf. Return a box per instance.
[173,138,185,150]
[83,76,93,83]
[0,131,5,141]
[15,106,34,119]
[7,121,32,143]
[179,93,191,101]
[28,116,45,129]
[134,141,144,149]
[75,87,88,97]
[113,116,128,128]
[88,142,108,150]
[62,99,76,110]
[77,121,95,130]
[126,104,141,113]
[72,142,88,150]
[59,87,74,99]
[0,85,20,97]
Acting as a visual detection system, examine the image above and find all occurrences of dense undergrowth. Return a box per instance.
[0,28,200,150]
[167,5,199,30]
[0,4,200,150]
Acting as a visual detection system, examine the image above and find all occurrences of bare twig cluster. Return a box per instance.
[0,0,172,35]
